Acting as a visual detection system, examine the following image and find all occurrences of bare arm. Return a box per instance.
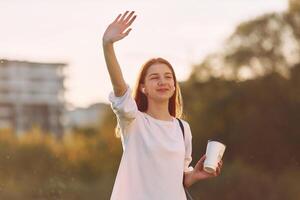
[102,11,137,97]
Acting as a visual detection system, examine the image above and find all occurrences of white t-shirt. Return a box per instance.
[109,86,193,200]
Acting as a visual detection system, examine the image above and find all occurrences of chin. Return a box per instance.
[153,94,172,102]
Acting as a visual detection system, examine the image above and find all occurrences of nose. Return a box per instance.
[158,77,167,86]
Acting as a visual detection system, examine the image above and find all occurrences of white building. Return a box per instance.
[0,59,66,137]
[64,103,109,129]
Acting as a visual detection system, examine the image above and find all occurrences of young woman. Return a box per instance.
[102,11,223,200]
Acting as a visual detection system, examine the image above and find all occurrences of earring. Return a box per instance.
[142,88,146,94]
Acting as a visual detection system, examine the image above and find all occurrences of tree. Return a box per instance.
[190,7,300,82]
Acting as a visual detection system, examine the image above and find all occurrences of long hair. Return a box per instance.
[115,57,183,137]
[133,57,183,117]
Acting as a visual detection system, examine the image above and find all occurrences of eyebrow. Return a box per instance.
[148,72,173,77]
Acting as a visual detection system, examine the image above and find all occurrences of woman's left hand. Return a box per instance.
[192,155,223,180]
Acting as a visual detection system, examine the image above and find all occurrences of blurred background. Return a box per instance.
[0,0,299,199]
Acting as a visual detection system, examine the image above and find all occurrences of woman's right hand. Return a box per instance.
[102,11,137,45]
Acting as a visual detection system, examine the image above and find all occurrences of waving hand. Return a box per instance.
[103,11,137,44]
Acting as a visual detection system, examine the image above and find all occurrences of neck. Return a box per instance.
[146,99,173,121]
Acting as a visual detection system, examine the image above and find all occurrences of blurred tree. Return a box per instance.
[289,0,300,12]
[181,3,300,199]
[191,7,300,82]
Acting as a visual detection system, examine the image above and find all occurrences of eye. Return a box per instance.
[165,76,173,79]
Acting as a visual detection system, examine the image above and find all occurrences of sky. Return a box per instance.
[0,0,287,109]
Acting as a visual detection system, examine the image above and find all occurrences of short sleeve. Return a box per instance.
[108,86,138,131]
[182,121,193,173]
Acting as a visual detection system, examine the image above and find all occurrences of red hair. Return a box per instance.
[115,58,183,138]
[132,57,183,118]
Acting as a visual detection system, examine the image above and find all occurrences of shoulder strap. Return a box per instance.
[176,118,185,138]
[177,118,195,199]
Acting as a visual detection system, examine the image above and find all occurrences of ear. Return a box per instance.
[171,85,176,91]
[139,84,145,94]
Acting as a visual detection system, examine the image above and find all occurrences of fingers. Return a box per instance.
[215,160,223,176]
[119,11,129,22]
[219,160,223,167]
[125,15,137,27]
[123,28,132,36]
[123,11,135,24]
[118,28,132,40]
[217,165,221,173]
[199,155,206,163]
[212,166,220,177]
[115,11,136,25]
[113,14,122,23]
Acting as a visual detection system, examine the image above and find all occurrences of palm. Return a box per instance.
[103,11,137,44]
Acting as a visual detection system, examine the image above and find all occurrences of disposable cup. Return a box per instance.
[203,140,226,174]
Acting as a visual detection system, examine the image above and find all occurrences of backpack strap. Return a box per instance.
[177,118,195,200]
[176,118,185,138]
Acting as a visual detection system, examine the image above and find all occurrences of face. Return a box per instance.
[141,63,176,102]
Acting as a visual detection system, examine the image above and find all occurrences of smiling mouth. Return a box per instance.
[156,89,169,92]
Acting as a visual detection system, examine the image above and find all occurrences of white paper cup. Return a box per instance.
[203,140,226,174]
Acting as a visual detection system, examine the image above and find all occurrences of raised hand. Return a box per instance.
[103,11,137,45]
